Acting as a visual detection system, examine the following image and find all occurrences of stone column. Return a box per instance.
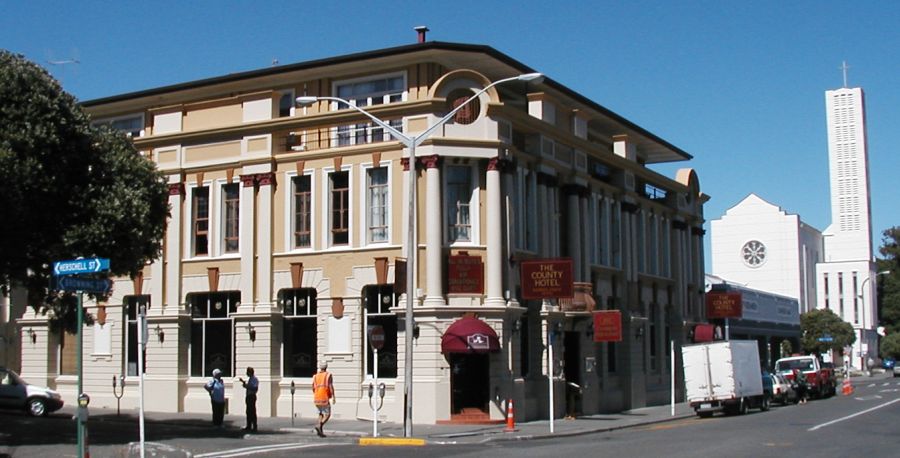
[565,186,583,281]
[164,180,184,311]
[486,157,504,306]
[256,173,275,309]
[239,174,257,308]
[423,155,444,306]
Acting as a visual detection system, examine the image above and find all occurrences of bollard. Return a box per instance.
[504,399,517,432]
[842,377,853,396]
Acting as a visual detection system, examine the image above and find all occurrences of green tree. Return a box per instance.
[881,333,900,360]
[877,227,900,335]
[800,309,856,356]
[0,51,169,332]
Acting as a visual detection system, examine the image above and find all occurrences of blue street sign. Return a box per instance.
[818,335,834,342]
[57,276,113,294]
[52,258,110,276]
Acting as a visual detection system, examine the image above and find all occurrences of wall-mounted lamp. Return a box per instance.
[154,324,164,344]
[635,326,645,340]
[26,327,36,344]
[247,323,256,342]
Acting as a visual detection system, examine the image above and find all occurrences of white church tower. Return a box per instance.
[815,63,878,371]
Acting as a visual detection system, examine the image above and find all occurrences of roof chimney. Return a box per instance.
[414,26,429,43]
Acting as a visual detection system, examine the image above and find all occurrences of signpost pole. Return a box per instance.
[548,323,555,434]
[76,291,84,458]
[670,340,675,416]
[138,305,146,458]
[373,347,379,438]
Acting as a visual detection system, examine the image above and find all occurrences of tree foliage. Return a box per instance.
[0,50,169,333]
[800,309,856,356]
[881,333,900,360]
[877,227,900,335]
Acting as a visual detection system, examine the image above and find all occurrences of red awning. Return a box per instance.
[441,316,500,354]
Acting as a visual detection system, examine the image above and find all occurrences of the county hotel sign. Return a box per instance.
[520,258,574,300]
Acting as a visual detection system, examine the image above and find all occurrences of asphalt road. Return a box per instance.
[3,377,900,457]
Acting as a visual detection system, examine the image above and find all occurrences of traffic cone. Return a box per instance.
[842,378,853,396]
[504,399,517,432]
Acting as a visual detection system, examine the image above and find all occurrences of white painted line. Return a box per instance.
[854,395,882,401]
[808,398,900,431]
[867,383,876,387]
[883,382,890,386]
[194,443,330,457]
[880,389,900,393]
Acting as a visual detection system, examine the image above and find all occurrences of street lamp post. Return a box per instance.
[296,72,541,437]
[858,270,891,372]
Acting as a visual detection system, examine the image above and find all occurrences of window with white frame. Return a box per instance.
[292,175,313,249]
[335,73,405,107]
[278,90,295,118]
[446,165,473,243]
[366,166,389,243]
[123,295,150,376]
[93,113,144,138]
[192,186,210,256]
[221,183,240,254]
[279,288,317,377]
[329,170,350,246]
[363,284,398,378]
[189,291,239,378]
[333,119,402,148]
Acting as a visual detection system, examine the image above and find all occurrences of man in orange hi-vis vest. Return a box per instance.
[312,361,335,437]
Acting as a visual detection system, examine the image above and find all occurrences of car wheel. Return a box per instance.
[28,398,47,417]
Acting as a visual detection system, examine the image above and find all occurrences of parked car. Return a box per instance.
[0,367,64,416]
[894,365,900,378]
[771,373,798,405]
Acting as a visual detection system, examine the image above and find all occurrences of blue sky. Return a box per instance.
[3,1,898,268]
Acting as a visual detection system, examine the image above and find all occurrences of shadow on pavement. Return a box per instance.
[0,410,291,448]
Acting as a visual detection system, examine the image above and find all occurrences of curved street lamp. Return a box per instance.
[297,72,542,437]
[857,270,890,371]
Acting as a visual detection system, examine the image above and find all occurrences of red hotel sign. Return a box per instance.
[706,292,743,319]
[593,310,622,342]
[448,254,484,294]
[520,258,574,300]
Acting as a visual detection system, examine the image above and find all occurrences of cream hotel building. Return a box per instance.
[13,37,708,424]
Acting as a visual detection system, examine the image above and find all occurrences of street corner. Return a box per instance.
[359,437,426,446]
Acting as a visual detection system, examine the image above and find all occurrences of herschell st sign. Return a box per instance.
[520,258,574,300]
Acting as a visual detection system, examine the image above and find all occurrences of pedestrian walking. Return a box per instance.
[792,368,809,404]
[312,361,335,437]
[239,366,259,432]
[204,368,226,427]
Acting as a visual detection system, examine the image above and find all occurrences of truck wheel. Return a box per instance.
[739,399,748,415]
[760,395,771,412]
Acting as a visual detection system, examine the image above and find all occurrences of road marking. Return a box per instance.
[883,382,891,386]
[808,398,900,431]
[360,437,426,446]
[194,443,330,457]
[880,389,900,393]
[867,383,876,387]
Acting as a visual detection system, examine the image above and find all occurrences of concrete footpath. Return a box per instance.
[64,401,695,448]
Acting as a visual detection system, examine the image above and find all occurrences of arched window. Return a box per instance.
[446,88,479,125]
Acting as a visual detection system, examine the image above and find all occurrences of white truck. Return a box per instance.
[682,340,770,417]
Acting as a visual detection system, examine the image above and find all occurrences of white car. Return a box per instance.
[771,373,798,405]
[0,367,64,416]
